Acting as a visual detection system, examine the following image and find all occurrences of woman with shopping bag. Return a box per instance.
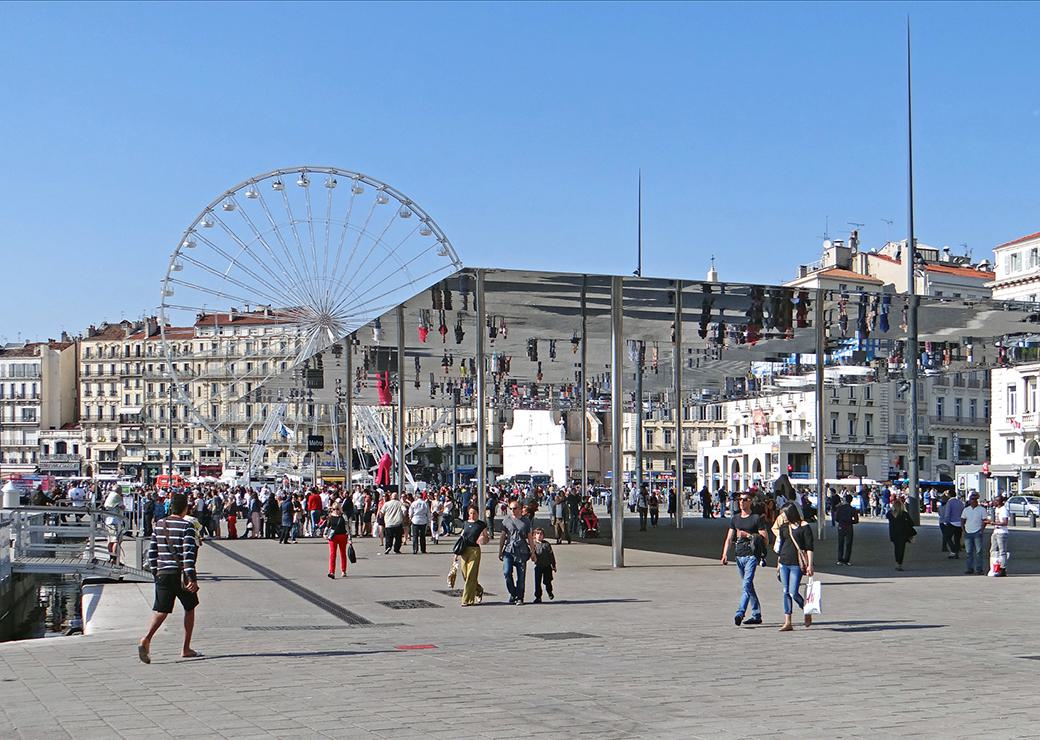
[776,504,815,632]
[454,505,490,606]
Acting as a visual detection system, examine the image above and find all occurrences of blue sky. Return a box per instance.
[3,1,1039,340]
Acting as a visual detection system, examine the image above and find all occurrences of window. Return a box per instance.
[936,397,945,418]
[865,414,873,438]
[864,384,872,401]
[21,408,36,422]
[958,437,979,463]
[1008,439,1016,455]
[847,414,857,438]
[1028,377,1038,413]
[645,430,654,447]
[1009,385,1018,416]
[984,399,991,419]
[663,429,672,446]
[830,413,839,436]
[969,399,977,421]
[848,386,856,400]
[954,398,962,421]
[1031,247,1039,268]
[938,437,948,460]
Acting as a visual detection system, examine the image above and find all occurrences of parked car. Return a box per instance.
[1006,495,1040,519]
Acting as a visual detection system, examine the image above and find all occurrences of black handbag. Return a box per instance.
[347,543,357,564]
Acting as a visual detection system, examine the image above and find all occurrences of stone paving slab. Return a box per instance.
[3,512,1040,738]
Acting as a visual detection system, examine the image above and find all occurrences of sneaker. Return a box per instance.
[533,597,542,603]
[515,599,524,606]
[327,573,335,579]
[548,591,554,601]
[734,614,744,627]
[743,617,762,625]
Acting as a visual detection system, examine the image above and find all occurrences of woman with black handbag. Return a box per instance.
[455,506,490,606]
[325,504,351,579]
[776,504,814,632]
[886,497,917,571]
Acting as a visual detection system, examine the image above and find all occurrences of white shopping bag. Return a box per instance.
[803,577,822,616]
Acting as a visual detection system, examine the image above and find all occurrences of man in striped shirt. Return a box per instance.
[138,493,200,663]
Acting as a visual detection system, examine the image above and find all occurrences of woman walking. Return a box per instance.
[248,492,262,538]
[886,497,917,571]
[776,504,814,632]
[326,503,351,578]
[456,505,490,606]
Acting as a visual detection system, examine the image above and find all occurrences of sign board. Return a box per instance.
[851,464,868,478]
[307,435,325,453]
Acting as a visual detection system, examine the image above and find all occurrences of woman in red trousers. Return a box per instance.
[326,503,351,579]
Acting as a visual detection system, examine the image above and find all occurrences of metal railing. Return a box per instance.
[1,506,139,569]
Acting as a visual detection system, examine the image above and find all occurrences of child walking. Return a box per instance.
[532,528,557,603]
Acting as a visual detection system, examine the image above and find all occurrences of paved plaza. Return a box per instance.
[3,511,1040,739]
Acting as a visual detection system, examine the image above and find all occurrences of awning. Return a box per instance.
[1024,481,1040,492]
[91,443,119,451]
[118,406,143,415]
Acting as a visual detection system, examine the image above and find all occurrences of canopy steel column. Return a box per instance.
[397,306,406,493]
[451,388,459,489]
[610,276,625,568]
[905,23,921,525]
[580,276,589,497]
[634,345,643,499]
[346,336,353,493]
[815,293,827,541]
[674,280,683,528]
[475,269,487,518]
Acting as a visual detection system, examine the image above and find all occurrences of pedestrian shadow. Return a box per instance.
[823,622,946,633]
[190,648,400,661]
[812,618,946,633]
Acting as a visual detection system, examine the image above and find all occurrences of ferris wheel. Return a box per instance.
[159,166,463,473]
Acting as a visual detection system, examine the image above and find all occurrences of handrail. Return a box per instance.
[3,506,134,569]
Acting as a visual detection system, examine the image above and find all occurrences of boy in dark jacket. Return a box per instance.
[532,528,557,603]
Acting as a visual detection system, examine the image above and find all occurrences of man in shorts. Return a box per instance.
[138,492,200,663]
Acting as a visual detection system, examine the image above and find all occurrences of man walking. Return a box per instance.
[988,494,1009,576]
[834,493,859,566]
[408,493,431,554]
[566,488,581,537]
[381,492,406,554]
[942,492,965,558]
[552,492,571,544]
[720,492,767,626]
[636,484,649,531]
[499,498,536,605]
[138,492,200,663]
[961,492,987,575]
[278,493,293,545]
[306,488,324,537]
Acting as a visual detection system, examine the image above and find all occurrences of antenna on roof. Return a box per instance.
[634,169,642,277]
[961,242,971,259]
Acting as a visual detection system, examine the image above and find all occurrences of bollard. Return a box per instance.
[1031,512,1037,528]
[1010,513,1017,527]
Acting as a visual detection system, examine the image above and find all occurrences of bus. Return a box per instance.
[511,472,552,489]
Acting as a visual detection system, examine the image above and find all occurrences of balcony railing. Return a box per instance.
[928,414,989,428]
[888,433,936,446]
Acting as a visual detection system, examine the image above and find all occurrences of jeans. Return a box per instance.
[279,524,291,544]
[502,552,529,602]
[649,509,659,527]
[310,510,322,536]
[735,555,761,619]
[384,525,403,553]
[779,563,804,615]
[638,509,648,530]
[964,531,983,573]
[837,526,854,564]
[534,565,554,600]
[410,523,428,553]
[990,530,1008,569]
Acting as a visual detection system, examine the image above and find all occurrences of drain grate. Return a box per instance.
[378,599,443,610]
[244,625,354,632]
[1019,655,1040,660]
[524,632,598,641]
[243,623,403,631]
[434,589,495,598]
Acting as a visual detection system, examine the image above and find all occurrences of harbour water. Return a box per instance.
[2,575,82,642]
